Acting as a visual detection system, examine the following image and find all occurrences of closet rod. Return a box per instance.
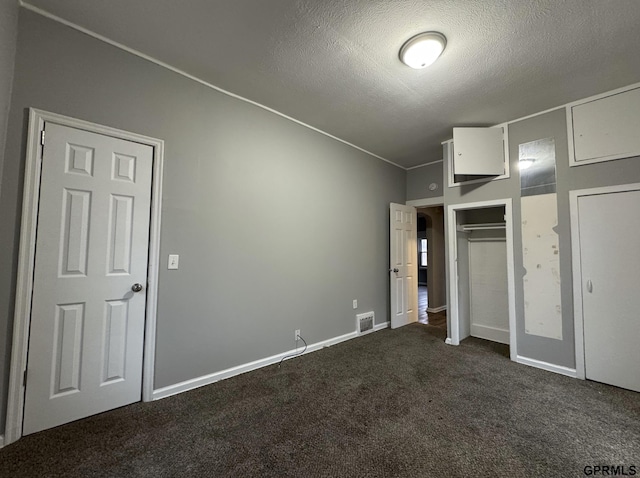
[457,222,506,232]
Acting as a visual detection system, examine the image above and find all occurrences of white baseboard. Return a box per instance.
[471,324,509,345]
[0,434,4,449]
[427,305,447,313]
[516,355,577,378]
[373,321,390,331]
[445,338,455,345]
[153,325,387,400]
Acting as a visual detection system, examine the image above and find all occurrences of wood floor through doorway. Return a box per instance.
[418,285,446,328]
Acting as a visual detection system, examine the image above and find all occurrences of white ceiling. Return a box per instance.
[23,0,640,169]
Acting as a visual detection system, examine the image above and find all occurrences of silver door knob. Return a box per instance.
[131,283,143,293]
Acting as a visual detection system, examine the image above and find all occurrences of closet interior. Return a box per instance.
[455,206,509,346]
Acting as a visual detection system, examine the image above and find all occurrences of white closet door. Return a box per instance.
[468,239,509,344]
[579,189,640,392]
[23,122,153,434]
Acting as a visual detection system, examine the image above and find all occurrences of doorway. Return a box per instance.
[416,206,446,330]
[5,110,164,444]
[446,199,517,361]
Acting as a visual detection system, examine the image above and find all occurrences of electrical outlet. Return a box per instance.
[295,329,301,341]
[352,299,358,309]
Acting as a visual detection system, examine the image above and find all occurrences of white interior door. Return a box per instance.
[578,189,640,392]
[23,122,153,434]
[468,239,509,344]
[390,203,417,329]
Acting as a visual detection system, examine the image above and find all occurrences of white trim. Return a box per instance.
[446,199,517,361]
[406,196,444,208]
[565,81,640,109]
[0,435,4,449]
[499,81,640,129]
[569,182,640,381]
[5,109,164,446]
[153,325,388,400]
[445,338,454,345]
[567,85,640,167]
[516,356,577,378]
[426,305,447,313]
[406,159,444,170]
[470,324,510,345]
[446,124,511,188]
[374,321,390,331]
[19,2,404,171]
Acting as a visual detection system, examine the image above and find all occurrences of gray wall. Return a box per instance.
[0,11,405,432]
[443,108,640,368]
[406,161,443,200]
[0,0,19,195]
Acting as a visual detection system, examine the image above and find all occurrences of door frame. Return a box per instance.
[407,197,446,316]
[446,198,517,361]
[5,109,164,445]
[569,182,640,381]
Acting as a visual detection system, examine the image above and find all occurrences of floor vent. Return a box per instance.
[357,312,375,335]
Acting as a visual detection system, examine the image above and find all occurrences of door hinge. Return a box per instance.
[40,130,46,158]
[23,369,27,387]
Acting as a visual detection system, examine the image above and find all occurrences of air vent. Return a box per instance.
[357,311,375,335]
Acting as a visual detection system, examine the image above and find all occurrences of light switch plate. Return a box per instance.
[168,254,179,270]
[353,299,358,309]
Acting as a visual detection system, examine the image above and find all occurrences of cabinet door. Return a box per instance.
[453,127,505,176]
[570,87,640,165]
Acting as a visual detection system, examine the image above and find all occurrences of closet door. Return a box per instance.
[468,239,509,344]
[579,189,640,392]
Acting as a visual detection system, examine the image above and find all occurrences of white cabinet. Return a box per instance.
[453,127,505,175]
[445,125,509,187]
[568,86,640,166]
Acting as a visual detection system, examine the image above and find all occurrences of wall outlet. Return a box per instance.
[295,329,301,341]
[352,299,358,309]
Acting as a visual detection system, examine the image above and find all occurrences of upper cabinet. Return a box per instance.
[568,86,640,166]
[453,127,505,175]
[445,125,509,187]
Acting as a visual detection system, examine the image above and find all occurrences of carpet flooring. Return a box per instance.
[1,324,639,477]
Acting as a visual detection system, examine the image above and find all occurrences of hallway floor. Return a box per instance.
[417,285,446,329]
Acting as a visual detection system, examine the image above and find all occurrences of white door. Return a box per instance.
[23,122,153,434]
[578,189,640,392]
[390,203,417,329]
[468,239,509,344]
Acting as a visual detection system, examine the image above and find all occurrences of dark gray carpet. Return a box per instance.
[1,324,639,477]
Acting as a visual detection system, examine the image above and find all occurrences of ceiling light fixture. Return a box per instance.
[400,32,446,69]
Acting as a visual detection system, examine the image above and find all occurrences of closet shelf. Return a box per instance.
[457,222,506,232]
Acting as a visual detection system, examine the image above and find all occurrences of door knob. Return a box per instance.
[389,268,399,273]
[131,283,143,293]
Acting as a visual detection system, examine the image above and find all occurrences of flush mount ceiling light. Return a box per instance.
[400,32,446,69]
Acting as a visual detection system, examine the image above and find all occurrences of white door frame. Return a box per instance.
[406,196,446,316]
[569,182,640,381]
[5,109,164,445]
[446,198,517,361]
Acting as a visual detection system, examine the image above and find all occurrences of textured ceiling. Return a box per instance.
[22,0,640,168]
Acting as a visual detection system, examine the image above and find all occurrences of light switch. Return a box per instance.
[168,254,179,270]
[353,299,358,309]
